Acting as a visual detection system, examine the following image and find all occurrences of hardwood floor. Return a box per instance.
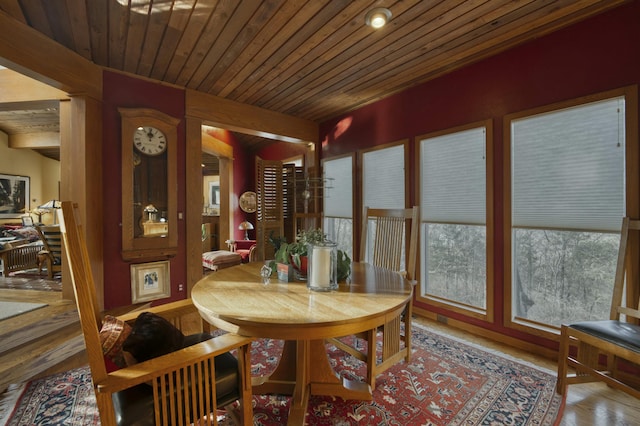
[0,283,86,393]
[413,316,640,425]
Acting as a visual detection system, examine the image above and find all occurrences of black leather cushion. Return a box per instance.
[122,312,185,363]
[112,332,241,426]
[570,320,640,353]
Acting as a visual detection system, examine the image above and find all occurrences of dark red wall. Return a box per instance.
[102,71,187,309]
[319,1,640,348]
[257,141,310,162]
[100,73,306,308]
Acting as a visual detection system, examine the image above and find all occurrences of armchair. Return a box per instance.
[35,225,63,279]
[233,239,256,263]
[0,240,41,276]
[0,226,43,276]
[58,201,253,425]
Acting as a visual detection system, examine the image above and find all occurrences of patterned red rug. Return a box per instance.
[0,323,563,425]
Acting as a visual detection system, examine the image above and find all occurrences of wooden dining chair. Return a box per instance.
[58,201,254,425]
[328,206,419,390]
[557,216,640,400]
[36,224,63,279]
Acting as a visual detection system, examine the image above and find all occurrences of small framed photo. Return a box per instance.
[130,260,170,303]
[21,215,34,226]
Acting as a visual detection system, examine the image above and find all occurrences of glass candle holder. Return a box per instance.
[307,240,338,291]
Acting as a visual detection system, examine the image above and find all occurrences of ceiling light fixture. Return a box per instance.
[365,7,392,29]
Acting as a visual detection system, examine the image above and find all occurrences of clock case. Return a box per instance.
[120,108,179,260]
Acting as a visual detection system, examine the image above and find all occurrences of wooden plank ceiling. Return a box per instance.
[0,0,628,158]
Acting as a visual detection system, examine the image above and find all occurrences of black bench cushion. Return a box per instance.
[569,320,640,354]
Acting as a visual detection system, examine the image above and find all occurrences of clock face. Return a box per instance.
[239,191,257,213]
[133,126,167,155]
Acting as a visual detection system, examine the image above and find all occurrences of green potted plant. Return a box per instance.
[273,228,351,281]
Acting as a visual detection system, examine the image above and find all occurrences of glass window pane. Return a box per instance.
[323,217,353,260]
[512,228,618,325]
[423,223,487,308]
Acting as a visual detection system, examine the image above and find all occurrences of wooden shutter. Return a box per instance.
[255,157,283,261]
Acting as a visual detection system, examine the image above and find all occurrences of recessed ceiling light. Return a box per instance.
[365,7,392,29]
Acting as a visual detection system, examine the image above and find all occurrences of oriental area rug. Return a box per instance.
[0,323,563,425]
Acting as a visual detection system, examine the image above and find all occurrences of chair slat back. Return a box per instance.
[360,206,419,280]
[57,202,108,383]
[37,225,63,258]
[612,217,640,321]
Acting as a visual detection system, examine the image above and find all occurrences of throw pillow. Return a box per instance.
[99,315,132,369]
[122,312,185,363]
[8,227,41,242]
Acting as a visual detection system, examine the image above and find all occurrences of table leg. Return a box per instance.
[252,340,297,395]
[252,339,373,426]
[288,340,310,425]
[308,340,372,400]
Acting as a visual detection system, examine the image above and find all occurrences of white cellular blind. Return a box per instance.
[421,127,486,224]
[323,156,353,218]
[363,145,405,208]
[511,97,625,232]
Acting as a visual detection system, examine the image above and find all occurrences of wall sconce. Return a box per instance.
[238,221,254,240]
[365,7,392,29]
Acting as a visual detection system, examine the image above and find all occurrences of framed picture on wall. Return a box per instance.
[130,260,171,303]
[0,174,30,219]
[209,182,220,208]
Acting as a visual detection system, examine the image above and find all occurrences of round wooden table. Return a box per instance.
[191,262,413,425]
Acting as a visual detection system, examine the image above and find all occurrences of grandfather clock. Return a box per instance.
[120,108,179,260]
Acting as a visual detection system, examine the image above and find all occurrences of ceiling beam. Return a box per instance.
[0,99,59,112]
[0,68,67,102]
[8,131,59,149]
[202,132,233,158]
[0,9,101,100]
[186,89,318,144]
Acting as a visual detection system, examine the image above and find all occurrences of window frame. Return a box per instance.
[415,120,494,321]
[503,86,639,339]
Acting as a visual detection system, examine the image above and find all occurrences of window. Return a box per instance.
[508,93,628,331]
[323,155,354,258]
[419,123,491,317]
[362,144,405,209]
[361,142,406,262]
